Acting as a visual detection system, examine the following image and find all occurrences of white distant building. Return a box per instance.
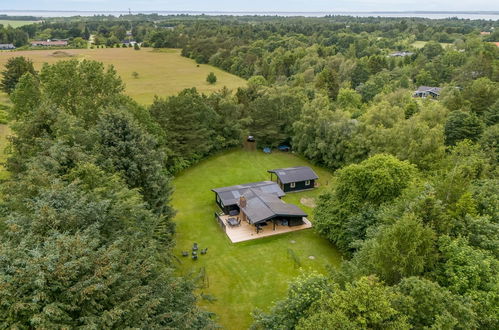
[0,43,15,50]
[389,51,414,57]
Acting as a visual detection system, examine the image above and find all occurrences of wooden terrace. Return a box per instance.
[215,213,312,243]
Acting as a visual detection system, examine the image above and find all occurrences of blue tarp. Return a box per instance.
[263,147,272,154]
[278,145,291,151]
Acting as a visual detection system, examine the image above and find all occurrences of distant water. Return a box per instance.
[2,10,499,20]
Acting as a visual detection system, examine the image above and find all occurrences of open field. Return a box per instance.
[0,48,247,104]
[0,124,11,180]
[411,40,453,49]
[172,148,341,329]
[0,20,39,27]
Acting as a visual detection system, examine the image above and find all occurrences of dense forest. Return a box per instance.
[0,14,498,328]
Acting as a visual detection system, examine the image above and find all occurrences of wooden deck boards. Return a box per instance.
[218,214,312,243]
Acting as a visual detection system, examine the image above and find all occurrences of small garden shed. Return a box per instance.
[268,166,318,192]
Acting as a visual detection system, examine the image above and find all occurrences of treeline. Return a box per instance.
[10,13,499,48]
[0,24,28,46]
[0,59,215,327]
[253,144,498,328]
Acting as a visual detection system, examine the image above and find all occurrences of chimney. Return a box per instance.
[239,196,247,208]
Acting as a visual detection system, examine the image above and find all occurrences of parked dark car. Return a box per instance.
[247,135,255,142]
[278,145,291,152]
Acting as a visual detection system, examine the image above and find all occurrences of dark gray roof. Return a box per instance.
[415,86,442,94]
[268,166,319,184]
[212,181,285,206]
[240,189,307,224]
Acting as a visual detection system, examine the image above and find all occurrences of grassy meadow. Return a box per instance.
[0,20,39,28]
[411,40,453,49]
[172,148,341,329]
[0,48,246,104]
[0,124,11,180]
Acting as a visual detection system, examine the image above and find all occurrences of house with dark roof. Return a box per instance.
[238,189,307,228]
[211,177,313,242]
[413,86,442,98]
[0,44,15,50]
[268,166,318,192]
[211,181,285,215]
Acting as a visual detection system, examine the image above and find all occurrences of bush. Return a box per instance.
[206,72,217,84]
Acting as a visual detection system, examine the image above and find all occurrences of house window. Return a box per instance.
[290,182,296,188]
[305,180,310,186]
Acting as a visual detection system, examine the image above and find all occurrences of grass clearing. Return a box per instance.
[0,124,11,180]
[0,48,246,104]
[0,20,39,28]
[411,40,453,49]
[172,148,341,329]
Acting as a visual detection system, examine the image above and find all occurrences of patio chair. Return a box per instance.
[192,242,198,251]
[181,251,189,257]
[201,248,208,255]
[192,254,198,260]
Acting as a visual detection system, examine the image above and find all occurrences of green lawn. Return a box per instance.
[0,20,39,28]
[172,148,341,329]
[411,40,453,49]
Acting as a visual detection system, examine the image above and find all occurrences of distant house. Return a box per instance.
[268,166,318,193]
[122,40,139,47]
[211,181,284,215]
[413,86,442,99]
[389,51,414,57]
[31,40,68,47]
[480,31,491,35]
[0,44,15,50]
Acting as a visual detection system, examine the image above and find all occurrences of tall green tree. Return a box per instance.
[297,277,410,330]
[150,88,217,171]
[316,68,340,101]
[0,56,37,94]
[96,109,175,220]
[393,277,477,329]
[356,214,438,284]
[444,110,483,146]
[314,154,416,253]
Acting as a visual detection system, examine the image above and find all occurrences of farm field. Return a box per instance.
[0,20,39,27]
[0,48,247,104]
[172,148,341,329]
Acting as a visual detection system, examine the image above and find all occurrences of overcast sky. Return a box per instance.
[2,0,499,12]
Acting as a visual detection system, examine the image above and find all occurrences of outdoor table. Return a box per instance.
[227,217,239,227]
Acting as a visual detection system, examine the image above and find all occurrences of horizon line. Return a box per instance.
[2,10,499,14]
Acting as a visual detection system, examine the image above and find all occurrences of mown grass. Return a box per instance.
[0,48,247,104]
[172,148,341,329]
[411,40,453,49]
[0,20,39,28]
